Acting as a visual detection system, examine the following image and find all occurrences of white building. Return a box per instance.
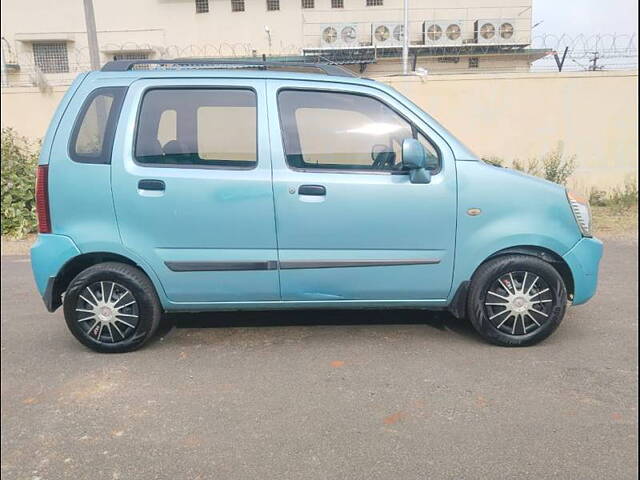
[1,0,547,86]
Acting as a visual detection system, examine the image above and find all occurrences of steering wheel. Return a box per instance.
[371,144,395,169]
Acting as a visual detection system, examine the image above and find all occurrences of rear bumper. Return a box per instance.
[562,236,604,305]
[30,234,81,311]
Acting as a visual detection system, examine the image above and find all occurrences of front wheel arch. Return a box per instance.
[466,254,568,346]
[484,246,574,300]
[448,245,575,320]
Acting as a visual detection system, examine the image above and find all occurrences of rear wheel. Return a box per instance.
[63,262,161,353]
[467,255,567,346]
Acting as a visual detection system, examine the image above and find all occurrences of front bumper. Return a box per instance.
[562,236,604,305]
[30,234,81,311]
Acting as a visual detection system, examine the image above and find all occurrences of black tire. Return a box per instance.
[467,255,567,347]
[63,262,162,353]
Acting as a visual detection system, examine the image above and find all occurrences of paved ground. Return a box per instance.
[1,239,638,480]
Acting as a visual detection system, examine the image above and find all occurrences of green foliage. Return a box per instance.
[590,179,639,212]
[484,142,576,186]
[511,157,542,177]
[609,180,639,209]
[539,142,576,186]
[588,188,608,207]
[511,143,575,185]
[1,128,39,238]
[482,156,504,167]
[510,158,524,171]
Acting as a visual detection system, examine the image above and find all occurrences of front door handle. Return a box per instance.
[298,185,326,196]
[138,179,165,191]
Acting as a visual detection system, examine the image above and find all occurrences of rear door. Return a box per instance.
[267,80,458,302]
[111,79,279,305]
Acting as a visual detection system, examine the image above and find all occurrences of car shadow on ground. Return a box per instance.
[160,309,480,342]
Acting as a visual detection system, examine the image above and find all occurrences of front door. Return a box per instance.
[112,79,279,305]
[267,81,457,303]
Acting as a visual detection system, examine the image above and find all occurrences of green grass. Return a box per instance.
[589,181,639,212]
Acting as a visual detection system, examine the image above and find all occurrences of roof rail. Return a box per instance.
[100,58,357,77]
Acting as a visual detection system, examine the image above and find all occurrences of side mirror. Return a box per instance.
[402,138,431,184]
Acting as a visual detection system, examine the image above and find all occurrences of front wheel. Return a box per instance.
[466,255,568,347]
[63,262,162,353]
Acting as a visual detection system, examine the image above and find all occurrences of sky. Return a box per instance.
[532,0,638,36]
[530,0,638,70]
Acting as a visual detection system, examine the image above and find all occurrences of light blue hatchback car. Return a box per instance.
[31,59,603,352]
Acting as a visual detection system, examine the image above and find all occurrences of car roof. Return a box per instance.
[88,67,377,86]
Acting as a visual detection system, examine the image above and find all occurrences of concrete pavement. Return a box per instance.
[1,239,637,479]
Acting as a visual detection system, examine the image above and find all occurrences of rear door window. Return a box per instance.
[134,89,257,168]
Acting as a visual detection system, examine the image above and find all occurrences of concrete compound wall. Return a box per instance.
[2,86,68,139]
[379,70,638,191]
[1,70,637,192]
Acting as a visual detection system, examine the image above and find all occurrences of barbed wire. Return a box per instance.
[531,33,637,58]
[2,33,637,88]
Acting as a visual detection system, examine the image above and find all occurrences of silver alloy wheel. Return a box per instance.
[75,281,139,343]
[484,271,554,335]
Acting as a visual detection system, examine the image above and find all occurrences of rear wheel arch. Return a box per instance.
[50,252,157,312]
[63,261,162,353]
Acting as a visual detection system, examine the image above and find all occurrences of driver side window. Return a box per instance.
[278,90,439,172]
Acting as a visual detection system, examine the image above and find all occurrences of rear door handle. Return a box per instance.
[138,179,165,191]
[298,185,326,196]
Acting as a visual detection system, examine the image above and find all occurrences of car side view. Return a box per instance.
[30,59,603,353]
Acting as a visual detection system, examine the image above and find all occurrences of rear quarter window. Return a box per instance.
[69,87,127,164]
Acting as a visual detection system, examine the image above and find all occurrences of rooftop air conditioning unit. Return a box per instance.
[474,19,516,44]
[422,21,464,46]
[320,23,359,48]
[371,23,404,47]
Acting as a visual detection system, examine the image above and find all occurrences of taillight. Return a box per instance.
[35,165,51,233]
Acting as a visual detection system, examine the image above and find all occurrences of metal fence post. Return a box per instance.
[402,0,409,74]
